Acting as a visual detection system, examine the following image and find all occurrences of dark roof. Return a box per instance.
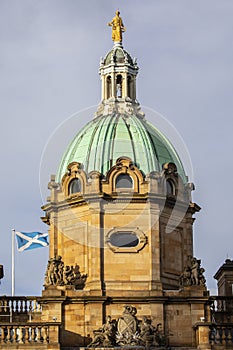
[214,259,233,280]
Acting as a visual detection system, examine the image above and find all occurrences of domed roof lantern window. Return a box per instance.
[99,11,138,102]
[56,11,188,185]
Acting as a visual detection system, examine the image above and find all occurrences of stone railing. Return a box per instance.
[195,322,233,349]
[209,323,233,346]
[0,322,60,348]
[0,296,42,313]
[209,296,233,323]
[195,297,233,349]
[0,296,42,323]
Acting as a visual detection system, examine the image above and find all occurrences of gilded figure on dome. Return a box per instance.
[108,10,126,42]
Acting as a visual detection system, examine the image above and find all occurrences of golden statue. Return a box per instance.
[108,10,126,43]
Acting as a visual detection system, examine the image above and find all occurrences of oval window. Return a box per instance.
[109,231,139,247]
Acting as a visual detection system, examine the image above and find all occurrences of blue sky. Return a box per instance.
[0,0,233,295]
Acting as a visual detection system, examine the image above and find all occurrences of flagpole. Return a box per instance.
[12,229,15,297]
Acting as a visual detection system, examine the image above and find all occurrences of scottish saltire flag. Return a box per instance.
[15,231,49,252]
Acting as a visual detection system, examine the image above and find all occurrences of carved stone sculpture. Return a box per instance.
[88,305,166,348]
[154,323,166,347]
[138,316,156,347]
[44,256,87,289]
[179,256,206,287]
[116,305,139,346]
[87,316,116,348]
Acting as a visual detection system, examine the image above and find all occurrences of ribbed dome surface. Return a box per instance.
[104,46,134,65]
[57,112,187,183]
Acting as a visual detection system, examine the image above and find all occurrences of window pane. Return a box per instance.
[110,232,139,247]
[166,180,174,195]
[116,174,133,189]
[69,178,81,194]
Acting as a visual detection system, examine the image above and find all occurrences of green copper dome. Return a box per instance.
[104,45,134,65]
[56,112,187,183]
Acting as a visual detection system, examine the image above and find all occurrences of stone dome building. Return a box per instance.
[57,44,186,184]
[1,12,233,350]
[38,15,211,348]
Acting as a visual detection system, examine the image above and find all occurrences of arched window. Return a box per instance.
[107,76,111,99]
[116,74,122,98]
[127,75,134,99]
[116,174,133,189]
[69,178,81,194]
[166,179,175,195]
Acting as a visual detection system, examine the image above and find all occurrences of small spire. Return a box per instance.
[108,10,126,43]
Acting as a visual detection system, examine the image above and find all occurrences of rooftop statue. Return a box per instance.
[44,256,87,290]
[108,10,126,43]
[179,256,206,287]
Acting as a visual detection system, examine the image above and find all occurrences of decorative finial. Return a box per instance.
[108,10,126,43]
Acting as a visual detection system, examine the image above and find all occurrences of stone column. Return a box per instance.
[41,287,65,323]
[111,72,115,98]
[195,323,211,350]
[85,200,103,294]
[47,325,61,350]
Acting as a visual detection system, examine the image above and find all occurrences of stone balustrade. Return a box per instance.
[0,322,60,349]
[0,323,48,343]
[195,297,233,350]
[195,322,233,350]
[209,324,233,346]
[209,296,233,323]
[0,296,42,314]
